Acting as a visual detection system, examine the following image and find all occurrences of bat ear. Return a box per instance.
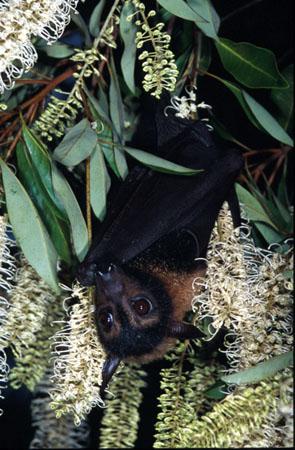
[100,354,121,397]
[167,320,202,340]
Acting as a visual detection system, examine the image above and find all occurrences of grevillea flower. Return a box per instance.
[183,370,293,448]
[50,283,106,425]
[0,0,80,94]
[99,364,147,448]
[192,203,293,371]
[0,253,62,395]
[30,369,90,449]
[128,0,179,99]
[0,215,16,414]
[164,86,213,129]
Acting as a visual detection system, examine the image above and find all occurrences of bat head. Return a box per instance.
[94,262,201,395]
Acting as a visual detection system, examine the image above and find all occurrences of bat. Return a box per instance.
[76,102,244,394]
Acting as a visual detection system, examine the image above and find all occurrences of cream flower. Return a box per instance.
[130,1,179,99]
[0,215,16,413]
[0,0,80,94]
[50,283,106,425]
[192,204,293,371]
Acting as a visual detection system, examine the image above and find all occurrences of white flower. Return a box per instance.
[164,85,213,129]
[0,0,80,94]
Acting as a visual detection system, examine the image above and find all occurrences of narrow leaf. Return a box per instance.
[89,0,106,37]
[236,183,278,229]
[16,143,72,264]
[188,0,220,40]
[157,0,207,23]
[46,43,74,59]
[255,222,285,245]
[271,64,294,134]
[120,2,137,94]
[90,143,111,221]
[53,118,97,166]
[221,351,293,385]
[124,146,203,175]
[243,90,293,146]
[215,38,288,89]
[83,85,112,128]
[109,56,125,142]
[214,75,293,144]
[22,123,67,219]
[215,76,261,129]
[51,165,89,261]
[205,381,227,400]
[198,35,212,72]
[70,12,92,47]
[0,158,59,292]
[114,146,128,180]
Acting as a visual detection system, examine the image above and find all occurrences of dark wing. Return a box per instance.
[77,116,243,285]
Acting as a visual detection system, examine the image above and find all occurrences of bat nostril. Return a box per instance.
[76,262,98,286]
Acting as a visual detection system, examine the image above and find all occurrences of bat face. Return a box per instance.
[94,262,201,360]
[94,263,172,359]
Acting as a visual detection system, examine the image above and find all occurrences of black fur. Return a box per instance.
[95,267,173,358]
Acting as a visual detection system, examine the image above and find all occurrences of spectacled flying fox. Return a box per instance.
[76,99,243,395]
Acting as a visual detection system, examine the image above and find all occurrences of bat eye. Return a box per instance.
[130,296,152,316]
[98,310,113,332]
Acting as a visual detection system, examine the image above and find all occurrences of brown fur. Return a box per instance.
[144,264,206,321]
[126,264,207,364]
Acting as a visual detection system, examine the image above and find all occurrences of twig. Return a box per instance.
[0,66,76,127]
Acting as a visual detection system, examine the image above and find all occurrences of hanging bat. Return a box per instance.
[76,103,243,395]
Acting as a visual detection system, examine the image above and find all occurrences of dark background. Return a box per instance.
[0,0,293,448]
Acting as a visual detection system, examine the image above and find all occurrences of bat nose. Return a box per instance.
[76,262,98,286]
[95,262,124,297]
[97,263,117,280]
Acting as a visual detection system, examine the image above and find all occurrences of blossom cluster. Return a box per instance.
[193,204,293,371]
[129,0,179,98]
[0,0,80,94]
[50,283,106,425]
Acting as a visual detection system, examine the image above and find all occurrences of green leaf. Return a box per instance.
[83,85,112,128]
[109,56,125,142]
[156,0,207,22]
[271,64,294,134]
[176,47,192,75]
[53,118,97,166]
[0,158,59,292]
[188,0,220,40]
[235,183,278,229]
[51,165,89,262]
[277,160,290,208]
[70,12,92,47]
[254,222,285,245]
[120,2,137,95]
[205,381,227,400]
[22,123,67,220]
[214,77,261,129]
[114,146,128,180]
[90,143,111,221]
[243,90,293,146]
[198,35,212,72]
[45,43,74,59]
[210,116,241,145]
[124,146,203,175]
[221,352,293,385]
[16,143,71,264]
[214,75,293,145]
[89,0,106,37]
[215,38,288,89]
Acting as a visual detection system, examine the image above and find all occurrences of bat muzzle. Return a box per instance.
[95,263,124,297]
